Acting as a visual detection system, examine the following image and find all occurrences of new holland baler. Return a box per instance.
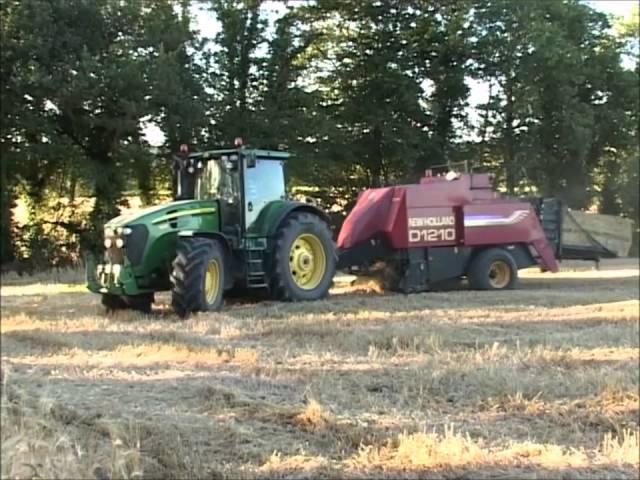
[336,171,561,292]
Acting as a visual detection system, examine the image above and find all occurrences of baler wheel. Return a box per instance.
[270,213,336,301]
[171,237,225,318]
[468,248,518,290]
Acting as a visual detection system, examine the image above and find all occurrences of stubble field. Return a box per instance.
[1,260,639,479]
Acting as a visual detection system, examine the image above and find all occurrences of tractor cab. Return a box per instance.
[173,143,289,239]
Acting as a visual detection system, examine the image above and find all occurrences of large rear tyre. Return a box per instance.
[468,248,518,290]
[270,213,336,301]
[171,237,225,318]
[101,293,153,314]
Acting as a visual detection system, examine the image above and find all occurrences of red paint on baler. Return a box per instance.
[336,187,396,248]
[336,173,559,272]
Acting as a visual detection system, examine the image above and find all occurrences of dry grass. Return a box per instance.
[1,368,144,480]
[1,259,639,479]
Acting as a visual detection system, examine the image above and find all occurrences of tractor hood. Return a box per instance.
[105,199,218,229]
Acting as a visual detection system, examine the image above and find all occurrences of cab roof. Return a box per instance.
[188,148,290,160]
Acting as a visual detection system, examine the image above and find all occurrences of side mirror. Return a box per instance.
[245,152,257,168]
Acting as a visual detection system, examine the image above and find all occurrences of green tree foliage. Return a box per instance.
[472,0,637,209]
[1,0,205,258]
[257,10,319,150]
[207,0,267,143]
[291,0,429,203]
[148,0,209,155]
[409,0,473,171]
[1,0,22,262]
[1,0,637,268]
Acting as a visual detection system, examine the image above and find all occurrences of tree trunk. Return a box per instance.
[599,157,620,215]
[434,96,453,166]
[137,160,153,206]
[503,79,516,194]
[600,176,619,215]
[88,159,122,253]
[562,168,590,209]
[69,169,77,204]
[0,164,15,264]
[480,83,493,146]
[370,125,384,187]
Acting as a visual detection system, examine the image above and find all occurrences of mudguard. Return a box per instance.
[249,200,331,238]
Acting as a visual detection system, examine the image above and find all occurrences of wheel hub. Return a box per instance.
[488,260,511,289]
[289,234,327,290]
[299,253,312,269]
[204,259,220,303]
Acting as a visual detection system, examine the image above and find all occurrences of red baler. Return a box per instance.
[336,171,560,292]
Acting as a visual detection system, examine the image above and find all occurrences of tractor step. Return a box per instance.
[247,277,268,288]
[245,247,268,288]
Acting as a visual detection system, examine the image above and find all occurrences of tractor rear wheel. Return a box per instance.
[270,212,336,301]
[468,248,518,290]
[171,237,225,318]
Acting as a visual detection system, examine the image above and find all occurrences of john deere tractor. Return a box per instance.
[86,144,336,317]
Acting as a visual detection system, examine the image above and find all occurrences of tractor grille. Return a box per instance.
[105,245,124,264]
[125,224,149,266]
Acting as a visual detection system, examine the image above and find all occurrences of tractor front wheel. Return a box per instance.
[101,293,153,314]
[171,237,225,318]
[270,213,336,301]
[468,248,518,290]
[101,294,127,312]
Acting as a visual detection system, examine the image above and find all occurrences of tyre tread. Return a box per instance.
[171,237,224,317]
[468,247,518,290]
[269,212,336,301]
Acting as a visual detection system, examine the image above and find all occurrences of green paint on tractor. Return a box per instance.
[87,146,336,317]
[87,199,220,295]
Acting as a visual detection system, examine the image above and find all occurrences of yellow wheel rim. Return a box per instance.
[204,259,220,303]
[489,260,511,289]
[289,233,327,290]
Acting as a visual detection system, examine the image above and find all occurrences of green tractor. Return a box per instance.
[86,143,336,317]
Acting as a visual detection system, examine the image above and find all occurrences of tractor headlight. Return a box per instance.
[115,238,125,248]
[104,238,113,248]
[122,227,132,235]
[112,264,121,283]
[105,227,114,237]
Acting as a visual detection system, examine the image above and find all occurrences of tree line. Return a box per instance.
[1,0,638,268]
